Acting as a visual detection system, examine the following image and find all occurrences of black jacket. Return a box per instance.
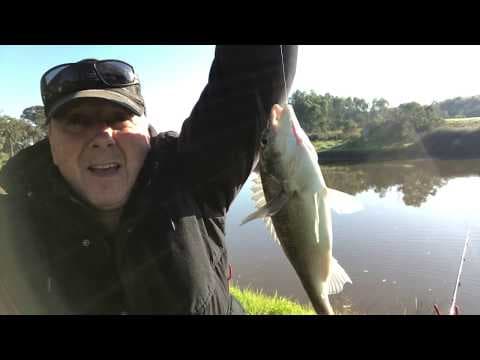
[0,45,298,314]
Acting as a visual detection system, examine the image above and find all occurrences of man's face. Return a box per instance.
[48,99,151,210]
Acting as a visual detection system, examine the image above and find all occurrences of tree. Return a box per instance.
[352,97,369,127]
[291,90,325,133]
[430,101,447,119]
[397,102,442,134]
[331,97,345,126]
[342,119,358,136]
[436,96,480,118]
[0,115,46,158]
[369,98,389,124]
[290,90,447,144]
[20,105,47,126]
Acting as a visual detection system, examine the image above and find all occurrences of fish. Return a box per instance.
[241,104,363,315]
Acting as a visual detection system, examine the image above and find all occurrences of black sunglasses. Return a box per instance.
[40,59,140,105]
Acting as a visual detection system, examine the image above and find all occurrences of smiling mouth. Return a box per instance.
[87,163,121,176]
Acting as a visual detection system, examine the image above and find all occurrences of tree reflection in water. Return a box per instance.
[322,159,480,207]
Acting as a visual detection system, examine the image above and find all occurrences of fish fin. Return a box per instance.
[264,216,281,245]
[245,172,282,245]
[240,191,289,225]
[240,206,269,225]
[252,159,260,174]
[251,172,265,204]
[326,188,363,214]
[241,172,289,225]
[251,170,263,189]
[327,257,353,295]
[250,171,266,209]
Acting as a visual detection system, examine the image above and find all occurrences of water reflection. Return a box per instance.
[322,159,480,207]
[225,158,480,315]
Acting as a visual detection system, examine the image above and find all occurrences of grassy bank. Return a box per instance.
[444,116,480,129]
[230,284,315,315]
[229,284,356,315]
[312,139,347,152]
[314,117,480,163]
[313,117,480,154]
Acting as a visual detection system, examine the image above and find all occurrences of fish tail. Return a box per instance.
[311,284,335,315]
[327,257,353,295]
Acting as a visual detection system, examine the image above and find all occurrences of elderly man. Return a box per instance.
[0,45,298,314]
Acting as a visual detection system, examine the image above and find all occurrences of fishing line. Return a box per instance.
[280,45,289,105]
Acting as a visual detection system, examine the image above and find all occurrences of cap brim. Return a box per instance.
[47,89,144,118]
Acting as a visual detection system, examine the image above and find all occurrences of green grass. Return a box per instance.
[310,129,362,152]
[230,284,316,315]
[444,117,480,129]
[313,136,412,153]
[312,139,347,152]
[230,284,358,315]
[313,117,480,153]
[340,138,414,151]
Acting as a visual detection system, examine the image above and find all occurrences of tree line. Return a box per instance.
[437,95,480,118]
[290,90,449,143]
[0,106,46,169]
[2,92,480,169]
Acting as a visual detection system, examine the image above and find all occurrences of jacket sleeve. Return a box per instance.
[176,45,298,212]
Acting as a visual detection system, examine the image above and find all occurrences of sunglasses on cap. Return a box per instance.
[40,59,144,118]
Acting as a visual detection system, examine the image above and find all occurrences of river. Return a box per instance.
[225,159,480,315]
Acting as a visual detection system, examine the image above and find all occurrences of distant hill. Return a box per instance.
[437,95,480,118]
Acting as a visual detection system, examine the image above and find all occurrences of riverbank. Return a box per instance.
[317,125,480,164]
[230,284,315,315]
[229,284,356,315]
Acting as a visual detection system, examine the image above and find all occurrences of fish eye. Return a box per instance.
[260,136,268,147]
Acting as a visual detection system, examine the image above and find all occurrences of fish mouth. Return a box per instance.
[87,162,121,176]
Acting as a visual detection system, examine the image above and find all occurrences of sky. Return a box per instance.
[2,45,480,133]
